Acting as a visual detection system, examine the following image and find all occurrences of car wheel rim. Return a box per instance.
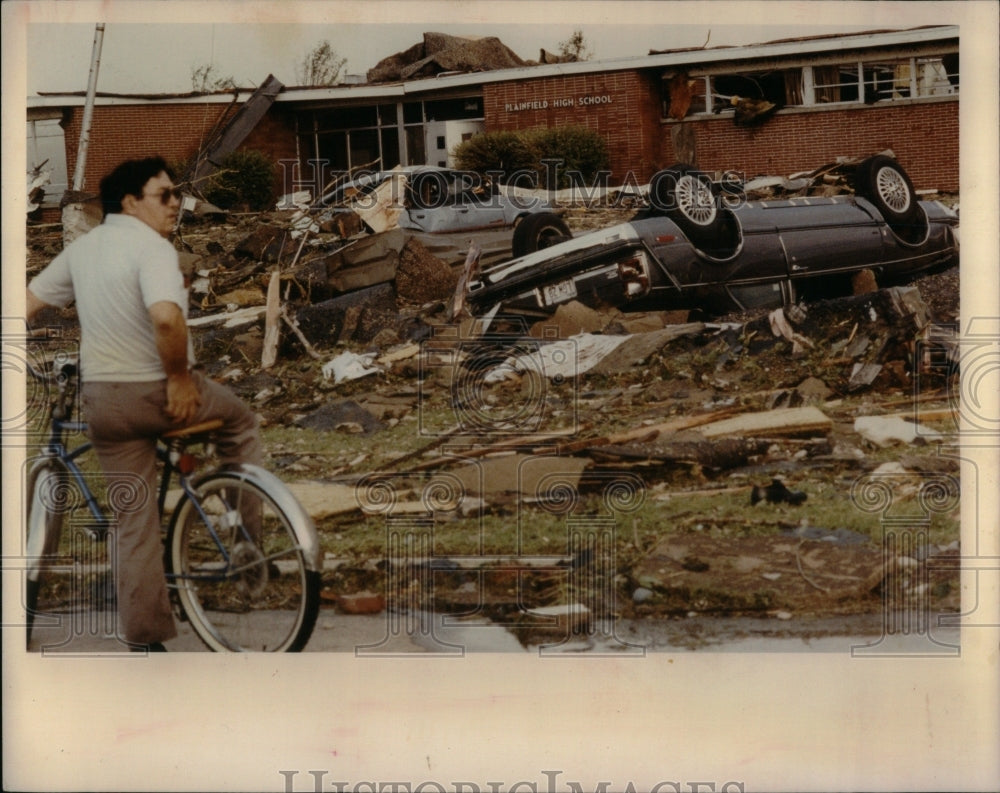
[677,175,717,226]
[875,166,911,214]
[539,228,565,248]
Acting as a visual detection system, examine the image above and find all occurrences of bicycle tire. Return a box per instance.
[25,460,70,647]
[166,467,321,652]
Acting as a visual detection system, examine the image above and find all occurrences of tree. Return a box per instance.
[558,29,593,61]
[295,40,347,86]
[191,63,237,92]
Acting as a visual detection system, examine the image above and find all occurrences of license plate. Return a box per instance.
[541,279,577,305]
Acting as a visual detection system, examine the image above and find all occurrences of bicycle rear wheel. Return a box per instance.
[167,471,320,651]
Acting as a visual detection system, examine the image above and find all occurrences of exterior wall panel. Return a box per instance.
[483,70,958,191]
[668,99,958,190]
[59,103,299,194]
[484,71,663,183]
[44,40,959,223]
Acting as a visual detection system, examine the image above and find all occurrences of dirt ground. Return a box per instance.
[24,200,962,647]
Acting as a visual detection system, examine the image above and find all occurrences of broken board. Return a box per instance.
[697,406,832,438]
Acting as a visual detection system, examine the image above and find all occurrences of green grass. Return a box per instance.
[23,377,960,579]
[311,477,959,565]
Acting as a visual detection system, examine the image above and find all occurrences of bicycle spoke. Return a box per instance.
[168,474,318,651]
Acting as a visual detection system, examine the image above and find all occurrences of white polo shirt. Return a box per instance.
[29,213,193,382]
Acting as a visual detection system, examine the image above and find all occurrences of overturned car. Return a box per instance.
[466,156,959,320]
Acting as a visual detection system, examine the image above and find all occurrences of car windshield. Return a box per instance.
[408,170,496,208]
[321,168,500,209]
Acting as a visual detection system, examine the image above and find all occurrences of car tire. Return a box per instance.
[854,155,919,226]
[511,213,572,258]
[650,164,724,247]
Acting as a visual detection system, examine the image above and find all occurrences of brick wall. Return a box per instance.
[666,99,958,191]
[52,73,958,216]
[483,71,663,183]
[484,69,958,192]
[61,102,299,194]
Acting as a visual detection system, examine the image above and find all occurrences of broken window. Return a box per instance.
[711,69,801,108]
[863,56,958,101]
[302,103,406,173]
[423,96,484,121]
[380,128,401,169]
[665,68,804,118]
[811,54,958,104]
[662,50,957,117]
[405,126,426,165]
[27,115,69,205]
[812,64,858,103]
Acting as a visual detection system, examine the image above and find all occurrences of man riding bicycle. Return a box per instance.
[26,156,262,651]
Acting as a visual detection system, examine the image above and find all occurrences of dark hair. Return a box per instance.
[99,157,175,215]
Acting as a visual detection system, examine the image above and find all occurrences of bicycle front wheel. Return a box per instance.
[167,472,320,651]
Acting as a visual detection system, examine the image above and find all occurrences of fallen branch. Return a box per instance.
[382,424,465,470]
[286,228,310,269]
[279,305,322,360]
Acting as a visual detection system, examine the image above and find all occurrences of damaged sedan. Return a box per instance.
[467,156,959,321]
[317,165,559,235]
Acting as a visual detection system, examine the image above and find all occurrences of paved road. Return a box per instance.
[23,607,961,655]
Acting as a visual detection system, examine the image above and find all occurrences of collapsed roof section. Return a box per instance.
[367,32,529,83]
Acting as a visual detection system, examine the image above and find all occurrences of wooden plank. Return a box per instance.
[449,453,590,498]
[260,269,281,369]
[449,241,482,321]
[698,406,832,438]
[189,74,285,182]
[351,173,404,233]
[589,323,706,374]
[527,409,738,456]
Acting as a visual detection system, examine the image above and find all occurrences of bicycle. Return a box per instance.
[24,357,322,652]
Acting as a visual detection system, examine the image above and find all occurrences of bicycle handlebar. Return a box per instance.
[26,359,78,385]
[26,356,80,423]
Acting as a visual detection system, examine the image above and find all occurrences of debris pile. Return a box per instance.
[739,148,957,203]
[26,177,961,638]
[367,32,528,83]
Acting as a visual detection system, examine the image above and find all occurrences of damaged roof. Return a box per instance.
[30,25,957,107]
[647,25,949,56]
[366,32,529,83]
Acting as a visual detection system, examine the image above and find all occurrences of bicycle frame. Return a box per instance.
[27,359,322,651]
[176,464,323,575]
[38,418,266,579]
[33,418,107,539]
[164,469,256,584]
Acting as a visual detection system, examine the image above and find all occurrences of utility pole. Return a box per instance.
[63,23,105,244]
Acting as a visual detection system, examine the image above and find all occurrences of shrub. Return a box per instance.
[452,130,538,182]
[453,125,610,189]
[526,125,610,189]
[200,149,276,211]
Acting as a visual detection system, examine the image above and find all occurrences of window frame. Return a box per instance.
[662,48,958,121]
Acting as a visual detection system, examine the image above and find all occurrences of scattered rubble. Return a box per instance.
[26,176,962,639]
[751,479,808,506]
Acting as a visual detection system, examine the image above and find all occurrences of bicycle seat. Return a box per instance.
[162,419,225,440]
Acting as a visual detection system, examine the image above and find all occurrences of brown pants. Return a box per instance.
[81,371,262,645]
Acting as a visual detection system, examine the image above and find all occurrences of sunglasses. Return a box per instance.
[142,187,183,204]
